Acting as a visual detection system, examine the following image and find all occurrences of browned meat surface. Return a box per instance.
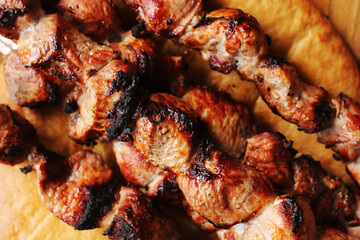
[67,60,137,143]
[182,86,256,158]
[124,0,204,38]
[0,0,43,39]
[130,92,274,227]
[292,155,358,228]
[243,132,296,190]
[316,227,358,240]
[217,195,316,240]
[180,9,268,78]
[255,57,335,133]
[18,14,117,84]
[57,0,120,41]
[113,141,181,201]
[178,149,274,227]
[4,50,73,107]
[110,32,186,96]
[318,94,360,183]
[29,147,119,230]
[0,104,36,165]
[103,186,180,240]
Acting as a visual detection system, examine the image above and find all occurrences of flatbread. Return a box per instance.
[0,0,359,239]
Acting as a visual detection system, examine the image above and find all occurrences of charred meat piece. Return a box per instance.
[57,0,120,41]
[124,0,204,38]
[255,57,335,133]
[131,93,274,227]
[110,32,186,96]
[4,50,73,107]
[103,186,180,240]
[18,14,117,84]
[67,60,137,143]
[113,141,181,201]
[0,104,36,165]
[0,0,43,39]
[180,9,268,77]
[243,132,296,190]
[318,94,360,183]
[29,148,119,230]
[292,155,358,228]
[217,194,316,240]
[183,86,256,159]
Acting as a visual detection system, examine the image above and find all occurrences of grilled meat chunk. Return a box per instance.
[130,93,274,227]
[182,86,256,158]
[318,94,360,182]
[109,32,186,96]
[0,0,43,39]
[18,14,117,84]
[57,0,120,41]
[29,147,119,230]
[67,60,137,143]
[217,195,316,240]
[0,104,36,165]
[292,155,358,228]
[113,141,181,201]
[103,186,180,240]
[4,50,72,107]
[255,57,335,133]
[124,0,204,38]
[243,132,296,190]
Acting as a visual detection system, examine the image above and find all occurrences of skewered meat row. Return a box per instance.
[116,86,359,237]
[0,4,275,230]
[0,104,180,240]
[123,0,360,185]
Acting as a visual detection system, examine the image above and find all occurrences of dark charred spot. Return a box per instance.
[146,102,196,135]
[83,140,97,147]
[20,165,32,174]
[281,195,304,234]
[0,8,23,29]
[264,57,288,68]
[193,13,207,28]
[64,100,78,115]
[131,22,146,38]
[0,145,18,159]
[265,34,272,46]
[188,140,216,181]
[106,90,148,141]
[257,76,263,83]
[108,71,139,95]
[103,216,139,240]
[75,178,119,230]
[312,100,335,133]
[45,82,59,105]
[166,19,173,25]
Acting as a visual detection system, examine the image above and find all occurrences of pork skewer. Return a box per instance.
[123,0,360,185]
[0,104,180,240]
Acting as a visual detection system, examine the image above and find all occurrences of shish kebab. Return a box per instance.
[2,0,360,239]
[121,0,360,185]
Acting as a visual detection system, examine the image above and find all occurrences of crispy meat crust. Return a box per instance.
[29,148,119,230]
[57,0,120,41]
[182,86,256,158]
[0,104,36,165]
[217,195,316,240]
[244,132,296,190]
[256,57,335,133]
[103,186,180,240]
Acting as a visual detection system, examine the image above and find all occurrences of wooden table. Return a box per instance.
[312,0,360,64]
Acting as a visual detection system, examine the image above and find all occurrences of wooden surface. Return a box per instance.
[312,0,360,63]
